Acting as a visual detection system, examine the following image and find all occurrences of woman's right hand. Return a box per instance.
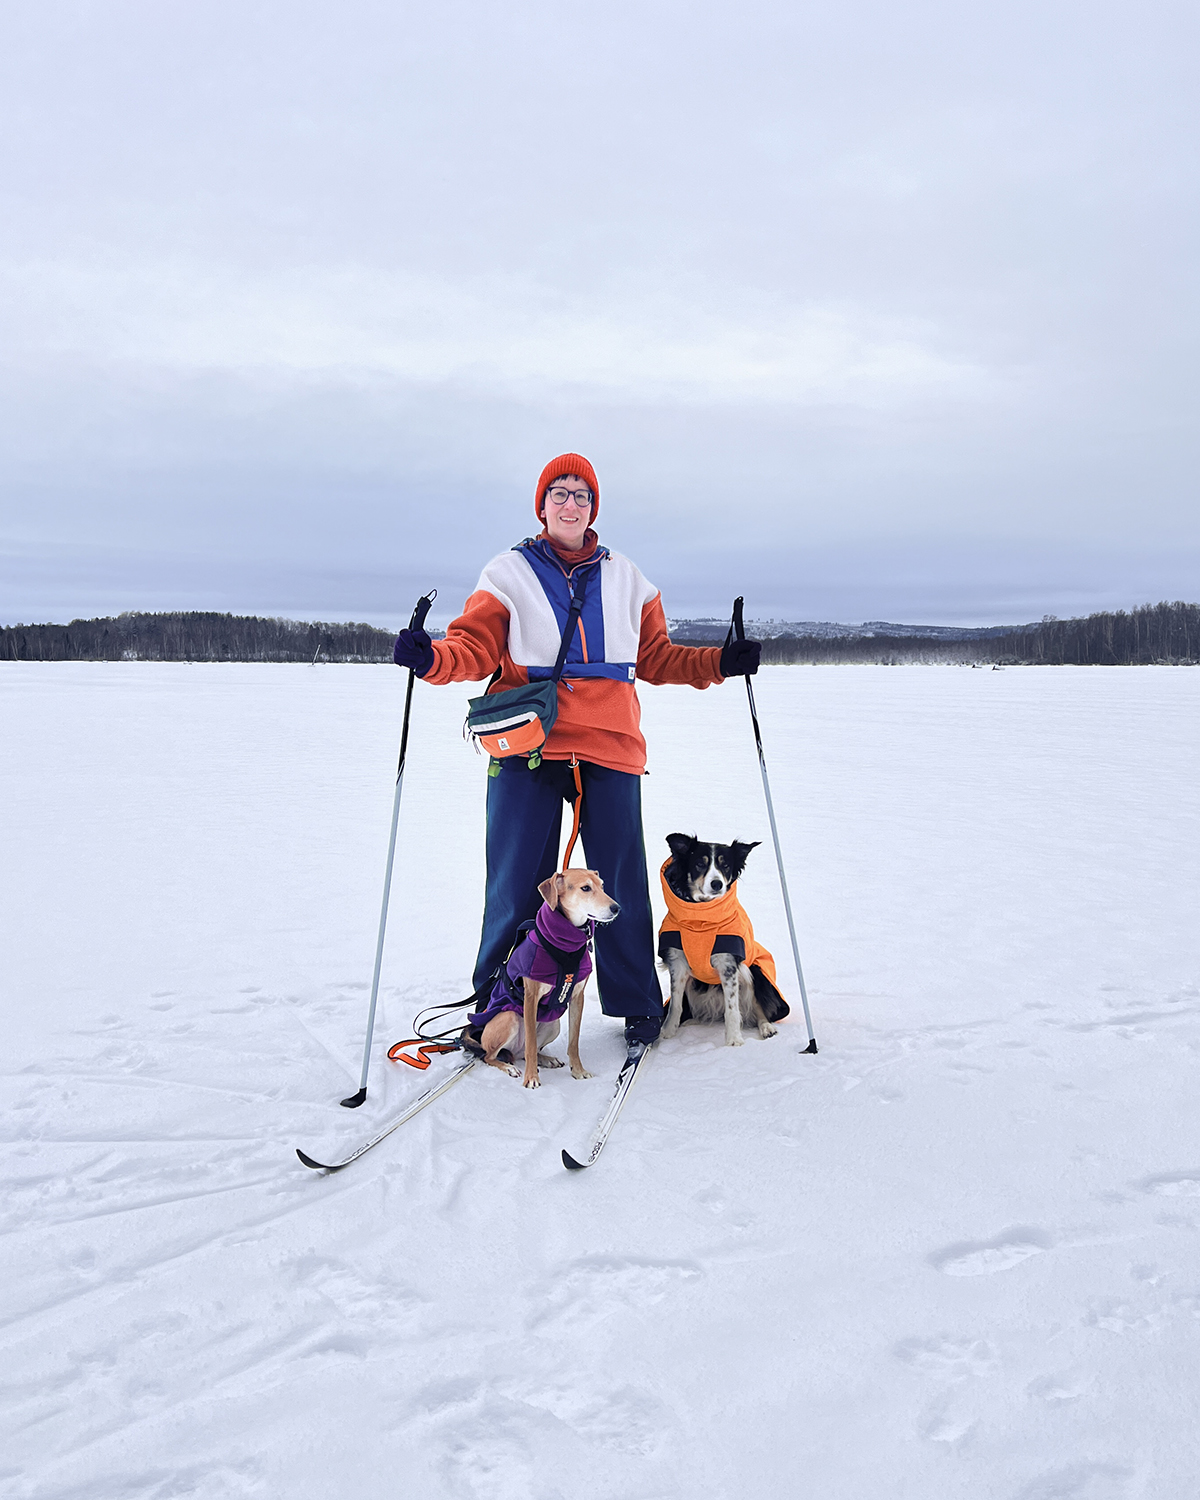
[393,628,434,676]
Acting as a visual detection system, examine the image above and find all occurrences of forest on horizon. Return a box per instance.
[1,601,1198,666]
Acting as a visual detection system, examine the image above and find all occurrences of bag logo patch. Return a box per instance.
[498,736,509,750]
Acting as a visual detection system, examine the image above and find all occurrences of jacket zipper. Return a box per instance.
[554,549,598,666]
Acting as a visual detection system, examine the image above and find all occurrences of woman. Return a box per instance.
[393,453,760,1052]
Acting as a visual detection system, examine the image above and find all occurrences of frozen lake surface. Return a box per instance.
[3,662,1200,1499]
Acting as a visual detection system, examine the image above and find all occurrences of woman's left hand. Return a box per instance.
[719,638,761,677]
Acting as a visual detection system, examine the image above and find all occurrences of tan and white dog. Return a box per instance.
[470,869,619,1089]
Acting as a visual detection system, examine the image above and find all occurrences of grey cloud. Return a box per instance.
[1,0,1197,626]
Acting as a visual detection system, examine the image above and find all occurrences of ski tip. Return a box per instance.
[340,1087,368,1108]
[296,1149,332,1171]
[562,1149,588,1171]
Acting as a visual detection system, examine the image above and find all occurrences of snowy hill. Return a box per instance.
[670,602,1200,665]
[667,616,1026,641]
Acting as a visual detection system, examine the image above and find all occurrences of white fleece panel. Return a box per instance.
[600,552,659,663]
[475,549,659,669]
[476,551,562,667]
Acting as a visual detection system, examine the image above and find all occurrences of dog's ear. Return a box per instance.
[727,840,761,882]
[538,872,567,910]
[666,832,696,861]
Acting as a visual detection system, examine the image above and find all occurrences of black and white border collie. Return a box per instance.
[659,833,789,1046]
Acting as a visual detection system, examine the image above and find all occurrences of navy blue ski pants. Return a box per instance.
[473,757,664,1027]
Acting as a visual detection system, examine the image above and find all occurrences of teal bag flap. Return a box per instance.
[466,677,559,738]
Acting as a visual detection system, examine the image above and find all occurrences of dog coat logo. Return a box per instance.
[498,736,509,750]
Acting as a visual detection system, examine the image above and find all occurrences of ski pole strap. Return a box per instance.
[388,1038,462,1071]
[562,756,584,869]
[724,595,746,650]
[409,589,436,634]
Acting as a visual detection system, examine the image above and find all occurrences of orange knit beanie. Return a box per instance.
[534,453,600,524]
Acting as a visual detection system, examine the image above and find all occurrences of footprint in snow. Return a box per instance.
[1084,1298,1165,1335]
[1026,1372,1087,1403]
[919,1412,975,1446]
[894,1335,998,1380]
[1014,1460,1134,1499]
[504,1378,672,1456]
[532,1256,703,1332]
[287,1253,421,1326]
[1137,1171,1200,1197]
[440,1419,538,1500]
[930,1227,1053,1277]
[1129,1263,1169,1286]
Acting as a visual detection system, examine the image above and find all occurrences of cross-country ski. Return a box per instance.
[561,1043,653,1170]
[296,1058,476,1172]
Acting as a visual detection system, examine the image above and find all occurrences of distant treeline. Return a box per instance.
[0,612,398,663]
[3,601,1198,666]
[690,601,1200,666]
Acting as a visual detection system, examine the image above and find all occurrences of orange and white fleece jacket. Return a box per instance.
[424,540,724,775]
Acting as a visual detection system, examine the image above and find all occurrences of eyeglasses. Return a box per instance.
[545,486,593,510]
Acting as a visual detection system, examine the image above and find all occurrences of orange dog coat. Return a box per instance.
[658,861,782,992]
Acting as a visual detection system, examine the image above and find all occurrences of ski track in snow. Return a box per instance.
[3,662,1200,1498]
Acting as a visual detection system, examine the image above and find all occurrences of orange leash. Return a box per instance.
[387,1039,462,1071]
[562,756,583,869]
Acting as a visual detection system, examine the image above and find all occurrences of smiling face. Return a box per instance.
[540,473,594,548]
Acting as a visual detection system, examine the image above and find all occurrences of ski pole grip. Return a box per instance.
[410,589,437,632]
[732,596,746,642]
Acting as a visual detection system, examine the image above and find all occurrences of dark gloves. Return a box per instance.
[719,637,761,677]
[393,628,435,677]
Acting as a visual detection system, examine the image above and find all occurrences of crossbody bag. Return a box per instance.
[464,569,589,765]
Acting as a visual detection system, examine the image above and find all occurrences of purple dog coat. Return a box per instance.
[469,904,594,1029]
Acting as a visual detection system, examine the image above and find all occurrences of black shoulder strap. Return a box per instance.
[482,562,592,693]
[550,569,590,683]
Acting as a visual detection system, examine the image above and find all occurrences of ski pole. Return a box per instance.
[728,596,818,1053]
[341,588,437,1107]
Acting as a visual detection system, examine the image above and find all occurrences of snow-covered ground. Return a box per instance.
[4,662,1200,1500]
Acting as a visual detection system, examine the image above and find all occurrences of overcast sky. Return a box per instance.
[1,0,1196,628]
